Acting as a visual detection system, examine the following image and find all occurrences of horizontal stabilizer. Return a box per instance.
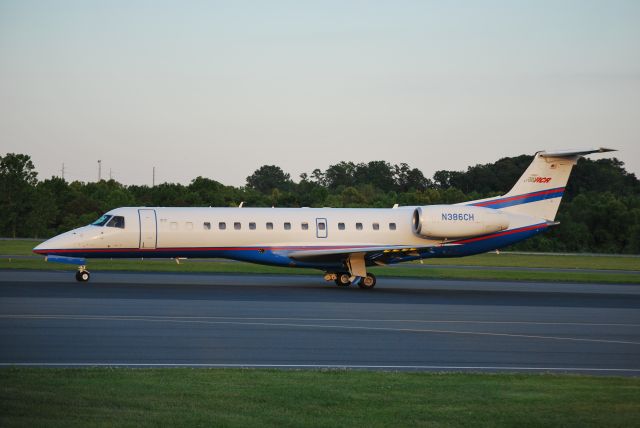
[540,148,616,158]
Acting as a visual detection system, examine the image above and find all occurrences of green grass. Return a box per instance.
[2,257,639,284]
[417,252,640,271]
[2,239,639,284]
[1,368,638,428]
[4,239,639,270]
[0,239,40,256]
[369,266,640,284]
[0,257,298,274]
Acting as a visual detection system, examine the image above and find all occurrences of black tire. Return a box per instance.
[75,271,90,282]
[334,272,351,287]
[358,273,376,289]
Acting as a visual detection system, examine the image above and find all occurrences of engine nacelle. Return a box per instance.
[412,205,510,239]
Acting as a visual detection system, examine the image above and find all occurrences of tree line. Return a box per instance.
[1,152,639,254]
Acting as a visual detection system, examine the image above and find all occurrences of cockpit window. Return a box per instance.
[91,215,112,226]
[106,216,125,229]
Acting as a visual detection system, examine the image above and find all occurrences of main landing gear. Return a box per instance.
[75,266,90,282]
[323,272,377,289]
[323,253,377,289]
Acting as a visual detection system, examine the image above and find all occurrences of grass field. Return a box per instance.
[4,239,640,269]
[4,258,640,284]
[0,239,45,256]
[1,368,639,427]
[2,239,639,284]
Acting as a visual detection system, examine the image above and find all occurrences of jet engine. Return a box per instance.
[412,205,510,239]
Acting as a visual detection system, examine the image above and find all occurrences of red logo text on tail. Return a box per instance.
[525,175,552,184]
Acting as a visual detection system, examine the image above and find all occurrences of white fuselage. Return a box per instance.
[34,205,547,271]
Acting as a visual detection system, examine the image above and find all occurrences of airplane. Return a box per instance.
[33,148,615,288]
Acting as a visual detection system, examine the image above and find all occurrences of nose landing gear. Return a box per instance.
[75,266,90,282]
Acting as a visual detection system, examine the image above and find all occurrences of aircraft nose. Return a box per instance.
[32,230,79,255]
[33,239,54,255]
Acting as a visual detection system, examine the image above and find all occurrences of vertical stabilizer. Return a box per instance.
[470,148,615,221]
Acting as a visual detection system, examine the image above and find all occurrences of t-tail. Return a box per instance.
[468,148,616,221]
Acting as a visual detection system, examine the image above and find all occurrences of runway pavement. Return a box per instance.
[1,270,639,375]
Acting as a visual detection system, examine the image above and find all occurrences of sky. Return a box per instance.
[1,0,638,186]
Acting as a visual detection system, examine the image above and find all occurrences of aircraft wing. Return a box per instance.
[288,244,445,265]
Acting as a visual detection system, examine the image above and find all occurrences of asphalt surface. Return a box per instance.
[1,270,639,375]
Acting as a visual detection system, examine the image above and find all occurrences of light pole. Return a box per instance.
[98,160,102,181]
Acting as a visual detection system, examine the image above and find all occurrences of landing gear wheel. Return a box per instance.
[334,272,351,287]
[75,270,90,282]
[358,273,376,290]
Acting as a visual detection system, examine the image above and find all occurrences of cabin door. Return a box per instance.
[316,218,328,239]
[138,209,157,249]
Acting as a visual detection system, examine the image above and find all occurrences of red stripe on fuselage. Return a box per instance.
[33,244,383,255]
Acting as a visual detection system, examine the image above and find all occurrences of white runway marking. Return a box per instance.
[0,362,639,373]
[2,314,639,346]
[2,314,638,327]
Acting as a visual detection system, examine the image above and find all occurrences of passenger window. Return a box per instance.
[234,222,241,230]
[249,222,256,230]
[389,222,397,231]
[338,222,345,230]
[170,222,178,230]
[301,222,309,230]
[203,222,211,230]
[266,222,273,230]
[186,222,193,230]
[284,222,291,230]
[373,222,380,231]
[318,222,326,230]
[356,222,363,231]
[106,216,125,229]
[219,222,226,230]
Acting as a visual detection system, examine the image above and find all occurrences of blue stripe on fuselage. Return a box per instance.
[469,187,564,209]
